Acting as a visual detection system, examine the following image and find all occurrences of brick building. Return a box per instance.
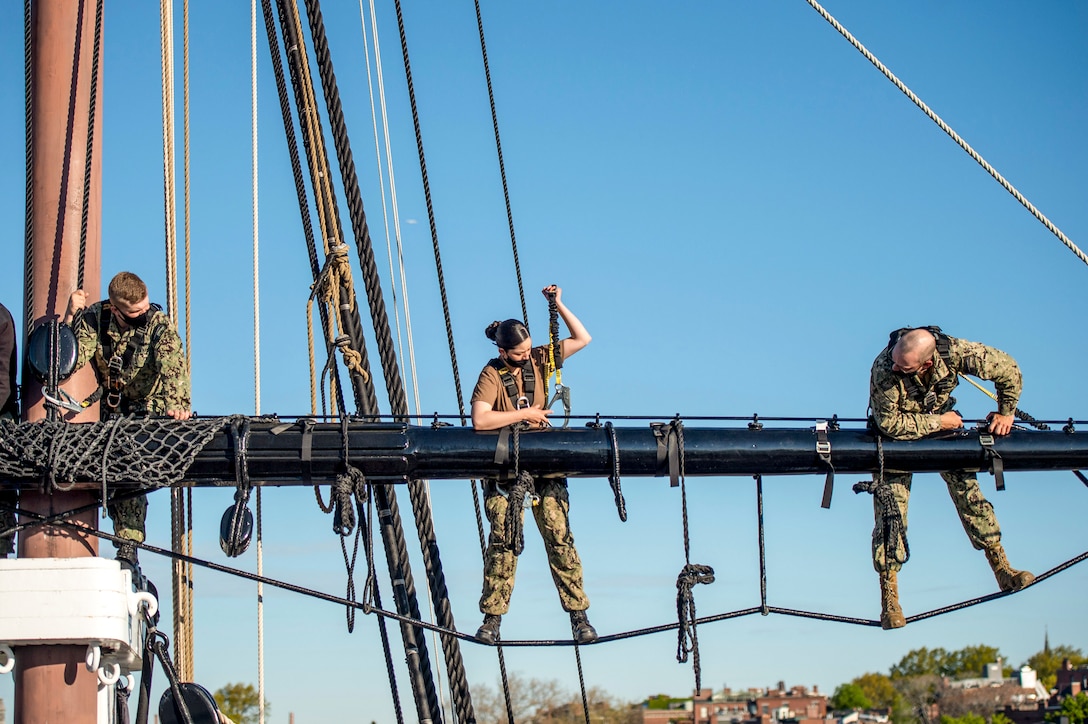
[643,682,828,724]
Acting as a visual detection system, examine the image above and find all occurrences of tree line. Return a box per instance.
[831,643,1087,724]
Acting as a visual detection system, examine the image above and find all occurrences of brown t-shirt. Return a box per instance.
[470,344,563,412]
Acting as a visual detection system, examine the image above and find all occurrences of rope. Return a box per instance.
[18,511,1088,644]
[852,435,910,566]
[250,4,264,720]
[755,475,768,615]
[302,2,476,720]
[160,0,179,322]
[355,0,422,421]
[958,374,1050,431]
[670,419,714,692]
[76,0,103,291]
[258,0,347,415]
[473,0,528,326]
[180,0,195,687]
[22,0,34,335]
[803,0,1087,268]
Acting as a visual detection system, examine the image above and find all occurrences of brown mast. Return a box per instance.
[16,0,104,720]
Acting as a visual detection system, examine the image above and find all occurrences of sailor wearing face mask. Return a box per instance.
[64,271,192,568]
[469,285,598,645]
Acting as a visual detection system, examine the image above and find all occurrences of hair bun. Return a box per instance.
[485,321,501,341]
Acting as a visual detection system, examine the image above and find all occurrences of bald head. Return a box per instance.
[891,329,936,375]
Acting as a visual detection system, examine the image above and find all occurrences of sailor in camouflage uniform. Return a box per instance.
[470,285,597,645]
[867,327,1033,629]
[0,301,19,557]
[64,271,192,567]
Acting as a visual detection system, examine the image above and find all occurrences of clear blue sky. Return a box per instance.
[1,1,1086,722]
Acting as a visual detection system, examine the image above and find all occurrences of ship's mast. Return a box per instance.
[17,0,103,721]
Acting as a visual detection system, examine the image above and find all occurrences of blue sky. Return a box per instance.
[1,1,1087,721]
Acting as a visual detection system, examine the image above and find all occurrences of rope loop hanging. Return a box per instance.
[853,435,910,566]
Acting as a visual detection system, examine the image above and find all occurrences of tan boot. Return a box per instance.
[984,543,1035,592]
[879,570,906,630]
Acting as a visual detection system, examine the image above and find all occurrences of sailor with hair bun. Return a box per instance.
[469,284,597,645]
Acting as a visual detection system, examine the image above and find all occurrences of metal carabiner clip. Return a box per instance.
[516,395,530,410]
[547,384,571,429]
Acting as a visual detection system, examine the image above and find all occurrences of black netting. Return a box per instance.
[0,417,230,488]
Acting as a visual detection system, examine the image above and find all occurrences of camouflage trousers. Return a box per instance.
[479,478,589,615]
[0,488,15,556]
[108,494,148,543]
[872,469,1001,573]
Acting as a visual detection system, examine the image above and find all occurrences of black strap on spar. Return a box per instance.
[651,418,683,487]
[816,420,836,508]
[977,430,1006,492]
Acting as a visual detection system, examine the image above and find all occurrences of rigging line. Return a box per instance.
[76,0,102,292]
[803,0,1087,268]
[353,8,446,718]
[355,0,413,418]
[473,0,528,327]
[368,0,423,423]
[160,0,179,322]
[181,0,195,688]
[22,0,33,335]
[162,0,193,683]
[391,0,467,421]
[22,513,1088,646]
[257,0,346,415]
[302,2,470,721]
[251,2,266,722]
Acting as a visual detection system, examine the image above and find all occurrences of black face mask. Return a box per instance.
[116,310,149,329]
[502,354,529,370]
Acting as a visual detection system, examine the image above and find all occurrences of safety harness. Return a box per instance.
[886,325,957,413]
[88,301,168,416]
[488,356,535,410]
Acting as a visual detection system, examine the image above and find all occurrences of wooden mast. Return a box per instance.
[16,0,103,721]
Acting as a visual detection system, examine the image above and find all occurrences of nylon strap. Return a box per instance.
[651,420,682,487]
[978,432,1005,491]
[816,421,835,508]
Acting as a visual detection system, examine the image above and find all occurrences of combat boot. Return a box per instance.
[879,570,906,630]
[475,614,502,644]
[115,540,140,574]
[570,610,598,644]
[984,542,1035,592]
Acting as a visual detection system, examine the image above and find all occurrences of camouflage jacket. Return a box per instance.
[73,301,191,415]
[869,335,1021,440]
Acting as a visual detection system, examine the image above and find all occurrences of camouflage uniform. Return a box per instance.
[0,302,19,556]
[472,345,590,615]
[73,300,191,542]
[479,477,589,614]
[868,334,1022,573]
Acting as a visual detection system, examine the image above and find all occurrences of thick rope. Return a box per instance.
[76,0,102,291]
[22,0,34,335]
[472,0,528,326]
[260,0,346,418]
[304,2,473,721]
[803,0,1086,268]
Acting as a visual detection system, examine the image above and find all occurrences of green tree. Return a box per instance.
[993,712,1014,724]
[892,648,952,679]
[213,683,269,724]
[940,714,987,724]
[1045,692,1088,724]
[832,683,873,711]
[944,645,1005,679]
[1025,645,1087,690]
[854,672,901,711]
